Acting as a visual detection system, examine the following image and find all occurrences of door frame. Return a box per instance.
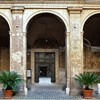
[31,49,59,84]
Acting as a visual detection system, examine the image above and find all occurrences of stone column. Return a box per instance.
[81,31,84,73]
[68,7,83,95]
[31,49,35,84]
[65,32,70,95]
[10,6,27,95]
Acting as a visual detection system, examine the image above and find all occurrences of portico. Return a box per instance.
[0,1,99,96]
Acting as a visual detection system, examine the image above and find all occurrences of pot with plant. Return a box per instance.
[74,72,100,99]
[0,70,24,99]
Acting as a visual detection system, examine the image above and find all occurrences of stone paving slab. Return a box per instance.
[0,83,100,100]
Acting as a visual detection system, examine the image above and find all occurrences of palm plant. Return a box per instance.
[0,70,23,91]
[74,72,100,90]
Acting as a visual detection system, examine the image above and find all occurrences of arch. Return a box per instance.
[0,12,10,71]
[24,10,69,33]
[0,12,11,31]
[26,10,68,84]
[81,11,100,32]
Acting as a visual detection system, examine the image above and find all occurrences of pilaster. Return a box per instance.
[10,6,27,95]
[65,31,70,95]
[68,7,83,95]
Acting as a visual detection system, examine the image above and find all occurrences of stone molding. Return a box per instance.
[68,7,83,14]
[9,31,26,36]
[66,32,70,36]
[81,31,84,36]
[10,6,25,13]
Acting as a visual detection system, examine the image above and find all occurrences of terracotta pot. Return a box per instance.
[83,89,93,99]
[2,89,13,99]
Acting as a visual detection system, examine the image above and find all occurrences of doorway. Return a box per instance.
[27,13,66,84]
[35,52,55,83]
[39,66,47,77]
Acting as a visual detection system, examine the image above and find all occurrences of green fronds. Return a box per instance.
[74,72,100,89]
[0,70,24,91]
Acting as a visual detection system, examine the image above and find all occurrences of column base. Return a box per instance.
[15,87,27,96]
[66,87,70,95]
[24,87,28,95]
[97,83,100,95]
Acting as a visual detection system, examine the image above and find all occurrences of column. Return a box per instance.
[68,7,83,95]
[31,49,35,84]
[65,32,70,95]
[81,31,84,73]
[10,6,27,95]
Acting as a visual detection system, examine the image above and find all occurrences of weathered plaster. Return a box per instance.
[12,51,22,63]
[0,9,11,30]
[10,6,27,95]
[84,48,100,72]
[23,9,69,32]
[68,7,83,95]
[0,2,99,96]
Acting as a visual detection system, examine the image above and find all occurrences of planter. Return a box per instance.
[2,89,13,99]
[83,89,93,99]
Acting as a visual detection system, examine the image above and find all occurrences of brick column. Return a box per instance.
[10,6,27,95]
[68,7,83,95]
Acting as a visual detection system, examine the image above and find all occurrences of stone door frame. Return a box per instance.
[30,49,59,84]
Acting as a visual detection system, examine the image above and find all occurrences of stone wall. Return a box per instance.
[0,48,9,71]
[59,50,65,68]
[59,69,66,84]
[84,47,100,72]
[59,49,66,84]
[27,51,31,69]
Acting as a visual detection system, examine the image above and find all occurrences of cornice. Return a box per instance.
[10,6,25,13]
[68,7,83,14]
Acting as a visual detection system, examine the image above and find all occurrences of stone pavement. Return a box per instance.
[0,83,100,100]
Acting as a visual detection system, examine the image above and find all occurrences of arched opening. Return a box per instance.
[83,13,100,73]
[26,13,66,84]
[0,16,10,71]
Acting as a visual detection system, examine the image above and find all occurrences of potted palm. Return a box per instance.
[0,70,24,99]
[74,72,100,99]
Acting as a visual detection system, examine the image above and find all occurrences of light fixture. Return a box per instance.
[46,39,48,42]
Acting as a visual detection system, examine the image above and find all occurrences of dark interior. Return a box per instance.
[83,14,100,46]
[0,16,10,48]
[27,13,66,49]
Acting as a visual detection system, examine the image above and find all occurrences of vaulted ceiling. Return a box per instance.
[27,13,66,48]
[0,16,9,48]
[84,14,100,46]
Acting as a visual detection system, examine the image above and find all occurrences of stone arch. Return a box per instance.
[0,12,11,31]
[81,11,100,32]
[82,11,100,72]
[25,10,68,84]
[0,12,10,71]
[25,10,69,33]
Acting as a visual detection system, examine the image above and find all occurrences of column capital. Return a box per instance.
[23,32,27,36]
[9,31,12,35]
[9,31,26,36]
[10,6,24,14]
[67,32,70,36]
[68,7,83,14]
[65,32,70,37]
[65,31,70,38]
[9,31,15,36]
[81,31,84,36]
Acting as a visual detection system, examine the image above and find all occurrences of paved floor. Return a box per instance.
[13,83,73,100]
[39,77,51,84]
[0,83,100,100]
